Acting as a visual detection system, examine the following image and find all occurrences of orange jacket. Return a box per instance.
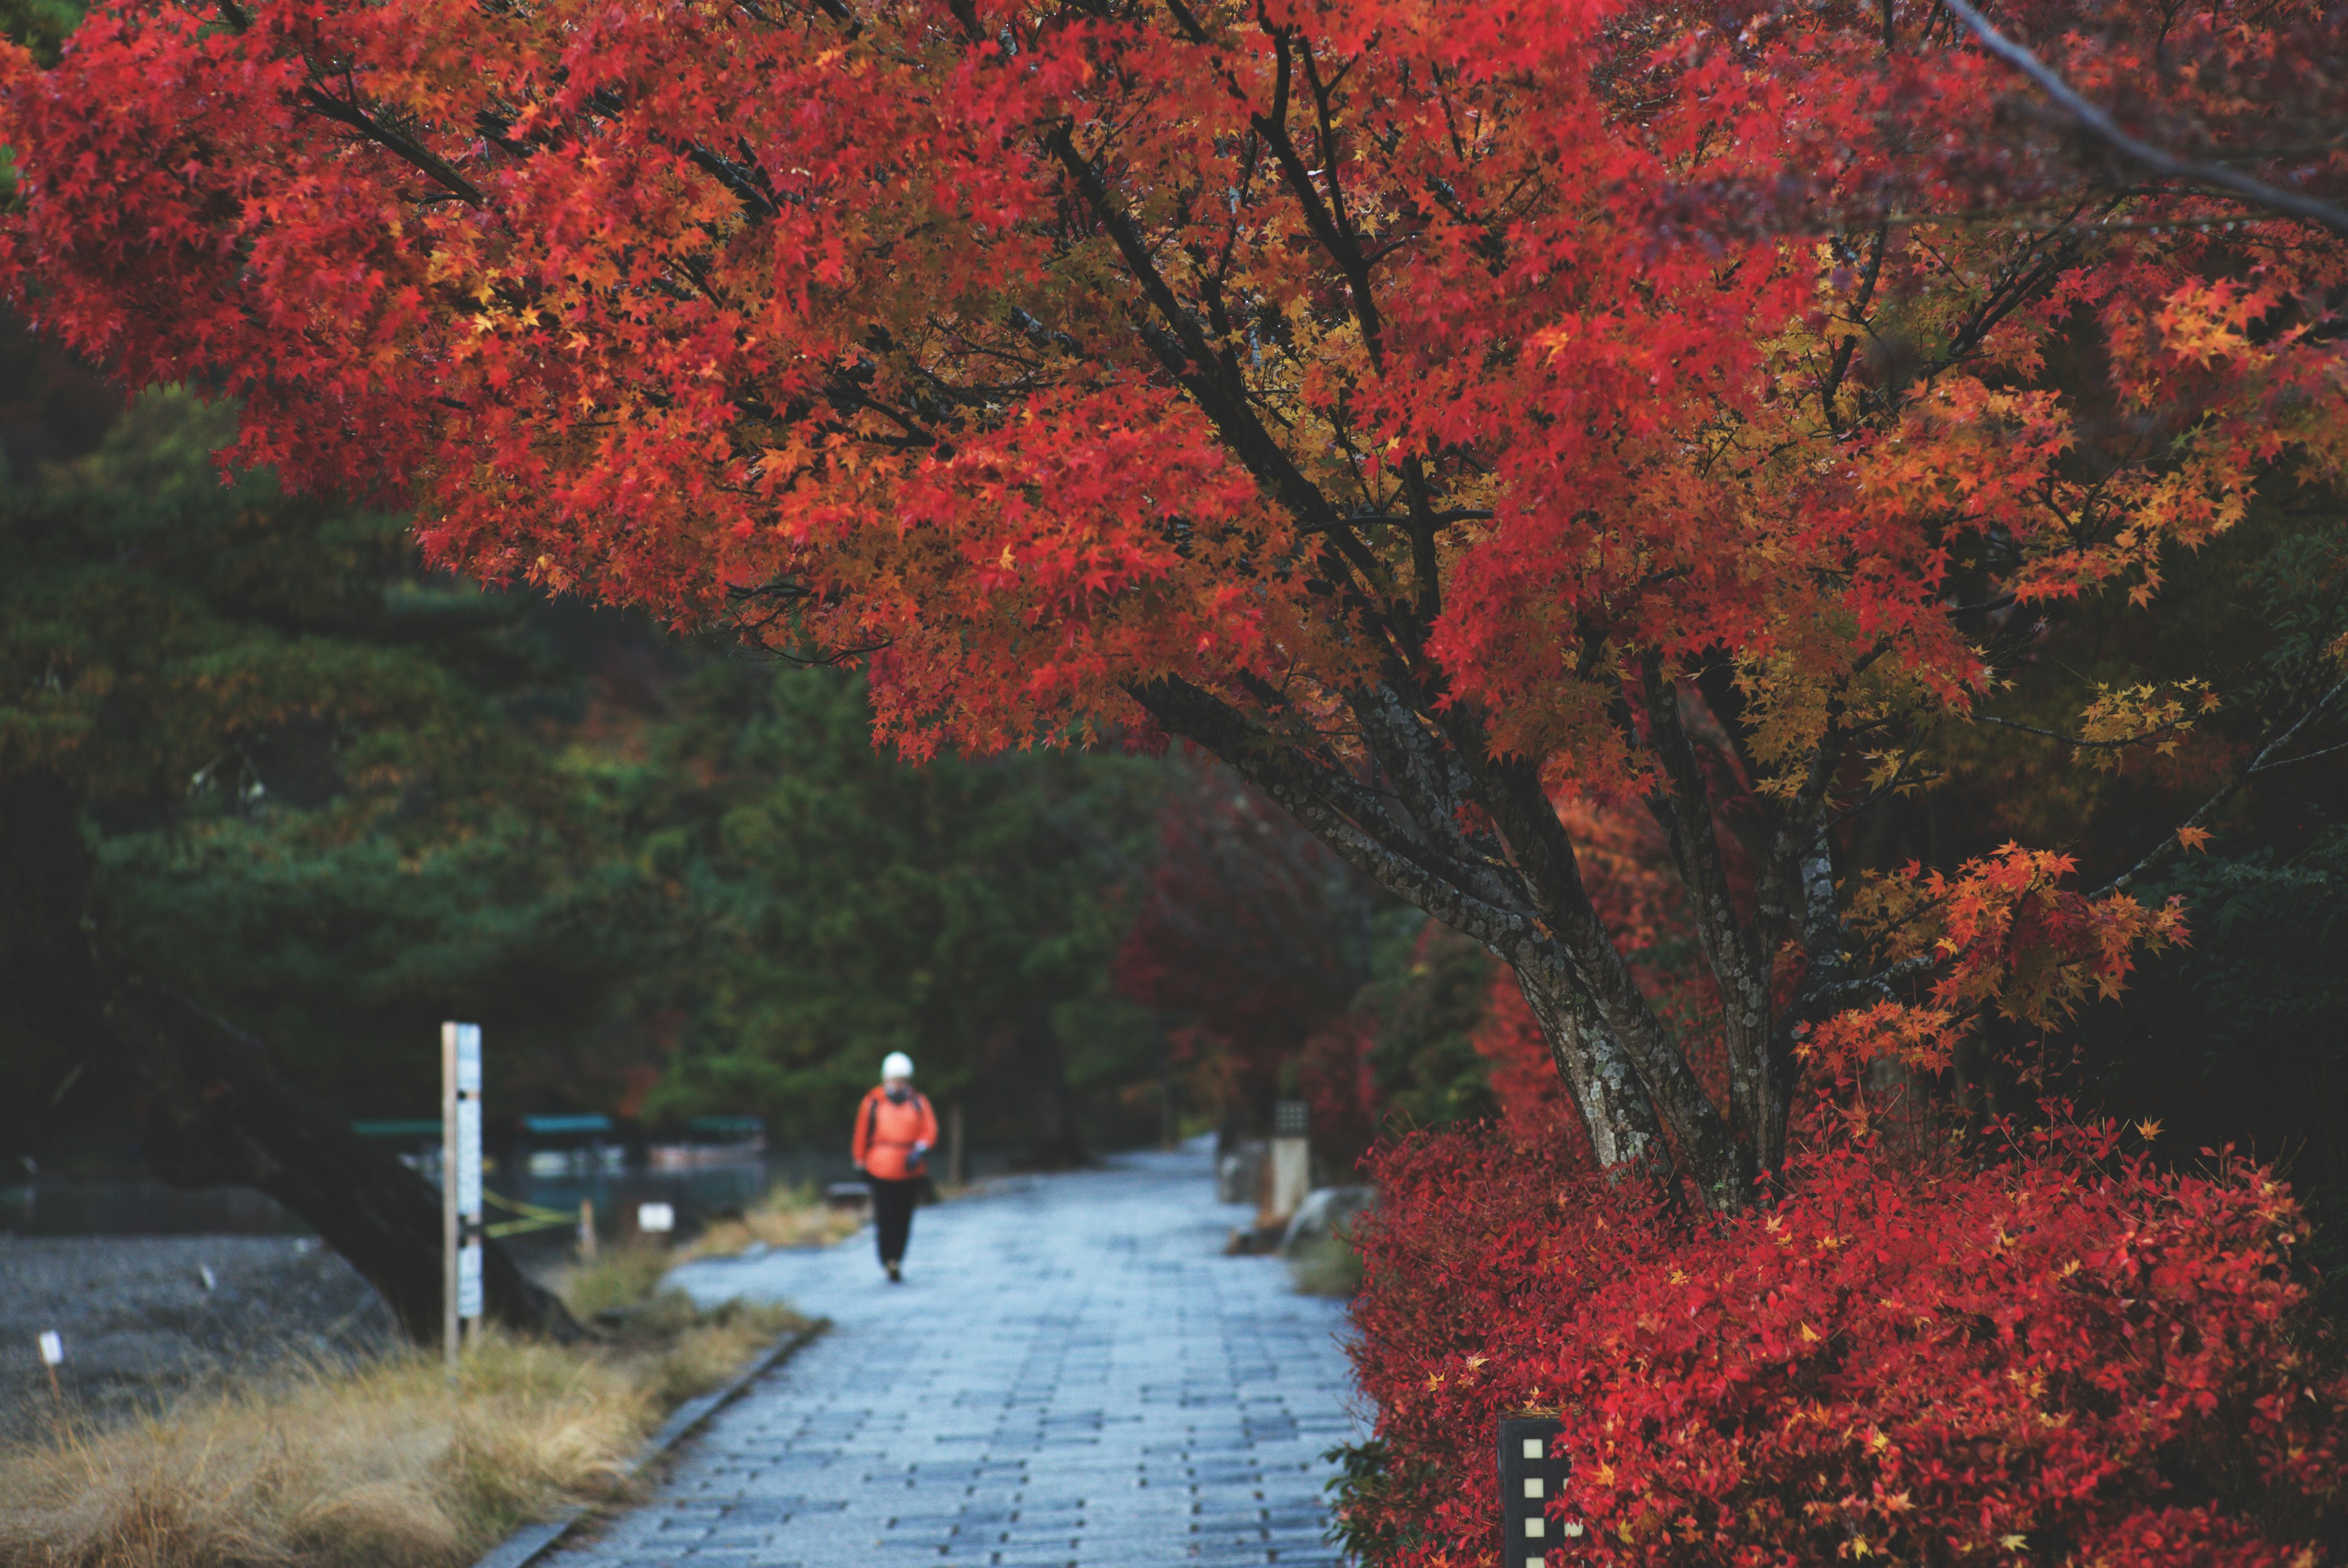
[852,1086,939,1180]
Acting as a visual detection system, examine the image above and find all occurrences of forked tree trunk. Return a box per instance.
[0,770,579,1344]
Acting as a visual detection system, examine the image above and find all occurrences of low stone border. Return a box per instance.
[471,1319,830,1568]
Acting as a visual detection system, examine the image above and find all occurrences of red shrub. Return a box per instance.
[1343,1125,2346,1567]
[1468,968,1582,1150]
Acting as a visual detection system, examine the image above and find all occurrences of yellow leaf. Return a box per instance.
[2176,825,2213,853]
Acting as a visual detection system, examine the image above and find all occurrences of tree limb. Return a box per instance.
[1940,0,2348,237]
[298,87,486,207]
[2098,671,2348,896]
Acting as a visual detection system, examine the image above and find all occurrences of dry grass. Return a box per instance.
[676,1180,865,1261]
[0,1255,807,1568]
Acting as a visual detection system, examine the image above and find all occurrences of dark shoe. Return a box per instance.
[886,1262,903,1283]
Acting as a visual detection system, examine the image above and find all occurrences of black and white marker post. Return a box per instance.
[441,1021,484,1375]
[1499,1415,1576,1565]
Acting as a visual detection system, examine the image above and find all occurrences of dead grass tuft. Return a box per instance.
[677,1181,865,1262]
[0,1267,807,1568]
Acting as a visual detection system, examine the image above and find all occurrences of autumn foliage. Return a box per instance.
[5,0,2348,1550]
[1113,767,1367,1118]
[1343,1122,2348,1567]
[9,0,2348,1202]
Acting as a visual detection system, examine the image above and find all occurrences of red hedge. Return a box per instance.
[1343,1125,2346,1566]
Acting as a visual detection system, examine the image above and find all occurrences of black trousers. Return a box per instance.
[869,1175,920,1266]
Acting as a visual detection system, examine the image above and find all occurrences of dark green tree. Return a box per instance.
[0,365,645,1339]
[626,663,1161,1165]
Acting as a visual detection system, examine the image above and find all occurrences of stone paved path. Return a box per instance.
[550,1143,1362,1568]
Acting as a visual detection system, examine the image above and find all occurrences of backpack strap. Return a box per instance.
[862,1090,881,1150]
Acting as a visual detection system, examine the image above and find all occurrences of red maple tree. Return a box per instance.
[1113,765,1370,1118]
[7,0,2346,1208]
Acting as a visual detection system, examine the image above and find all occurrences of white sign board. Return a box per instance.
[443,1020,487,1365]
[457,1240,484,1320]
[37,1331,62,1367]
[452,1022,482,1094]
[637,1202,676,1234]
[454,1096,482,1220]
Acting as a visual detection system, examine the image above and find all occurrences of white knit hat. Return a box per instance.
[882,1051,915,1080]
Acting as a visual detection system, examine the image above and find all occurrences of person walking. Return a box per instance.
[851,1051,938,1283]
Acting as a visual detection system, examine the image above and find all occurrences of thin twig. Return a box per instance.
[1974,713,2188,748]
[2097,672,2348,896]
[1940,0,2348,237]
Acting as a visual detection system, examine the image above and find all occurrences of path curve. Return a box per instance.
[550,1143,1361,1567]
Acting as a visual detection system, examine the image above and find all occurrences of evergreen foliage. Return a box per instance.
[618,663,1165,1143]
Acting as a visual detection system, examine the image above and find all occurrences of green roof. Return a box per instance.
[687,1116,766,1136]
[522,1114,614,1135]
[352,1119,442,1138]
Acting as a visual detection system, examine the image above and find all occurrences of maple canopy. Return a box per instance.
[6,0,2347,1205]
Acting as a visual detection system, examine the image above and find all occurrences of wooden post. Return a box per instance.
[577,1197,597,1259]
[947,1102,967,1188]
[441,1025,458,1374]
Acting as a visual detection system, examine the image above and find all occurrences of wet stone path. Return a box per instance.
[549,1145,1361,1568]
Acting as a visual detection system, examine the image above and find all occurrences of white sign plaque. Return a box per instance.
[637,1202,676,1234]
[455,1097,482,1219]
[457,1240,484,1320]
[453,1023,482,1094]
[37,1330,62,1366]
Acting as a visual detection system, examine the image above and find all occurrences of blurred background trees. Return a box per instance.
[0,316,1172,1169]
[2,295,2343,1272]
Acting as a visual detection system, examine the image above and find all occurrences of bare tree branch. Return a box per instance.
[2097,672,2348,896]
[1941,0,2348,237]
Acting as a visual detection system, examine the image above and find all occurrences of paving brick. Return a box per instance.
[547,1147,1361,1568]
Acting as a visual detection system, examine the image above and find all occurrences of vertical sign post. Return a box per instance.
[1499,1415,1572,1566]
[441,1021,484,1375]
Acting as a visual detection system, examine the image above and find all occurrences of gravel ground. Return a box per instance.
[0,1234,400,1440]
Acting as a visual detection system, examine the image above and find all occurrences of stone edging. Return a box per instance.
[471,1318,831,1568]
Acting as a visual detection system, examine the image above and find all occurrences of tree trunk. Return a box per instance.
[0,770,580,1345]
[1132,675,1759,1202]
[1011,1001,1086,1170]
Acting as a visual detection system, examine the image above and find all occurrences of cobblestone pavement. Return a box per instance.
[549,1144,1362,1568]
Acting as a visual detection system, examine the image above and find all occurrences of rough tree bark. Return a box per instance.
[0,769,580,1344]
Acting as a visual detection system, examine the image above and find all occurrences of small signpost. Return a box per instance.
[1499,1415,1573,1566]
[637,1201,676,1239]
[37,1330,63,1399]
[441,1022,484,1374]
